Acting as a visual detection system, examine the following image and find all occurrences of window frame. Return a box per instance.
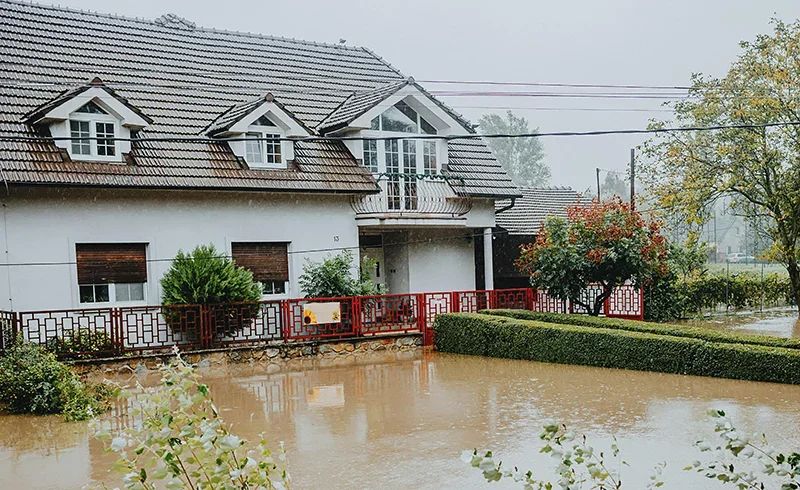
[78,282,147,306]
[67,109,120,162]
[244,125,285,169]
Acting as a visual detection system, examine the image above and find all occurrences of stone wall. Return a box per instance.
[71,333,423,376]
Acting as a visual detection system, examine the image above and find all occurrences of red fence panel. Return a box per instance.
[284,297,357,341]
[359,293,422,336]
[207,301,283,347]
[532,289,569,313]
[454,290,491,313]
[606,285,644,320]
[491,289,529,310]
[16,307,119,358]
[118,304,204,353]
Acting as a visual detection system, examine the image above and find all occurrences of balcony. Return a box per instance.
[351,174,472,220]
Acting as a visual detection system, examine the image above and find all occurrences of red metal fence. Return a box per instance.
[0,285,643,359]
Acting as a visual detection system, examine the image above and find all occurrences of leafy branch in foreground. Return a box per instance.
[92,350,290,489]
[464,410,799,489]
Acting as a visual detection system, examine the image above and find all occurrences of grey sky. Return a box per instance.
[55,0,800,192]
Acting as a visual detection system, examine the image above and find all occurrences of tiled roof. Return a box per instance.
[0,0,516,197]
[495,187,582,234]
[446,140,519,198]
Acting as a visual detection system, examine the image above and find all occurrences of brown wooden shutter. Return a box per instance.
[76,243,147,284]
[231,242,289,282]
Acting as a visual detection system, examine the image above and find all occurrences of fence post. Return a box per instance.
[200,305,211,349]
[525,288,534,311]
[639,287,645,321]
[352,297,362,338]
[113,308,124,356]
[280,300,290,343]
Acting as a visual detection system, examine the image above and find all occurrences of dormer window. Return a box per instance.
[67,101,118,160]
[362,100,439,176]
[245,115,284,168]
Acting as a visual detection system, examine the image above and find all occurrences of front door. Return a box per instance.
[361,245,385,288]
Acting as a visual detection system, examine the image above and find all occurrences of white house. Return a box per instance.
[0,0,519,312]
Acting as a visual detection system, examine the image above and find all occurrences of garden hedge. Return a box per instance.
[433,313,800,385]
[480,309,800,350]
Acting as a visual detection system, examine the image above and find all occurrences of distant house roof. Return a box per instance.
[0,0,517,197]
[495,187,582,235]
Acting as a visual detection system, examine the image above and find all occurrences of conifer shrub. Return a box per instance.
[160,244,262,337]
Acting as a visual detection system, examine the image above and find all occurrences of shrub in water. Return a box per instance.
[160,244,262,337]
[0,340,112,421]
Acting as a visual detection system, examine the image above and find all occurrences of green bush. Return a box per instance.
[434,313,800,384]
[481,309,800,350]
[45,330,115,359]
[299,250,386,298]
[161,244,262,337]
[0,340,112,420]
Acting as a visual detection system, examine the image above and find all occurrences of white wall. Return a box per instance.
[0,188,360,311]
[407,228,476,293]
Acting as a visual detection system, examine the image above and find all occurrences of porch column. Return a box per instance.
[483,228,494,290]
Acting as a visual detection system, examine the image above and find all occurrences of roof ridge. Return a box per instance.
[0,0,380,53]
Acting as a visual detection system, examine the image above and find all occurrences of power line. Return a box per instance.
[4,120,799,144]
[0,228,511,269]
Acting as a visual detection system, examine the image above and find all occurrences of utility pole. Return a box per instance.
[630,148,635,210]
[714,209,718,263]
[596,167,601,202]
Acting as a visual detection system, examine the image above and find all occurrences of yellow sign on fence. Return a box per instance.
[302,302,341,325]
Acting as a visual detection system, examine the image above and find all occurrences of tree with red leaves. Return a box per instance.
[516,197,668,315]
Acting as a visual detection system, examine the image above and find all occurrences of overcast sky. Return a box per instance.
[56,0,800,192]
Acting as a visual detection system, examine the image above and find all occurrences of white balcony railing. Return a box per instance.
[351,174,472,217]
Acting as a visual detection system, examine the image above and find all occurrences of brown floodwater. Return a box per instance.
[2,350,800,490]
[679,307,800,338]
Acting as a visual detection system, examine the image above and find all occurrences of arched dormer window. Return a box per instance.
[68,101,119,159]
[245,114,284,168]
[362,100,438,175]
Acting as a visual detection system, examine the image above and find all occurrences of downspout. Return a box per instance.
[495,197,516,214]
[1,168,10,311]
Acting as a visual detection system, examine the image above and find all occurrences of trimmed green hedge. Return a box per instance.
[480,309,800,350]
[434,313,800,384]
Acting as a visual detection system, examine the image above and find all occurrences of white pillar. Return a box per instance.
[483,227,494,290]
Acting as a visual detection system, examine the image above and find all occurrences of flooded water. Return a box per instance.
[2,351,800,490]
[679,307,800,338]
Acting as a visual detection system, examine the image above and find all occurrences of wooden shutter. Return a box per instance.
[76,243,147,284]
[231,242,289,282]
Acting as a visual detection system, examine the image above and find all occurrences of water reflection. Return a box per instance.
[1,351,800,490]
[678,308,800,338]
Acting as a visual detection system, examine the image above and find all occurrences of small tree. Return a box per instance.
[516,197,667,315]
[161,244,262,306]
[161,245,262,337]
[299,250,385,298]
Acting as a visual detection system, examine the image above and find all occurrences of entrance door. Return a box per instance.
[359,234,385,289]
[361,246,385,288]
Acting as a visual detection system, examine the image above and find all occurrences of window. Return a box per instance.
[402,139,417,210]
[231,242,290,296]
[423,140,437,174]
[76,243,147,304]
[70,120,90,155]
[369,100,437,135]
[246,132,264,163]
[363,140,378,173]
[385,140,401,210]
[244,116,284,168]
[95,122,115,156]
[68,101,118,160]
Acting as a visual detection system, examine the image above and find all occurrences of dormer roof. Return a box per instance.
[23,77,153,128]
[204,93,310,137]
